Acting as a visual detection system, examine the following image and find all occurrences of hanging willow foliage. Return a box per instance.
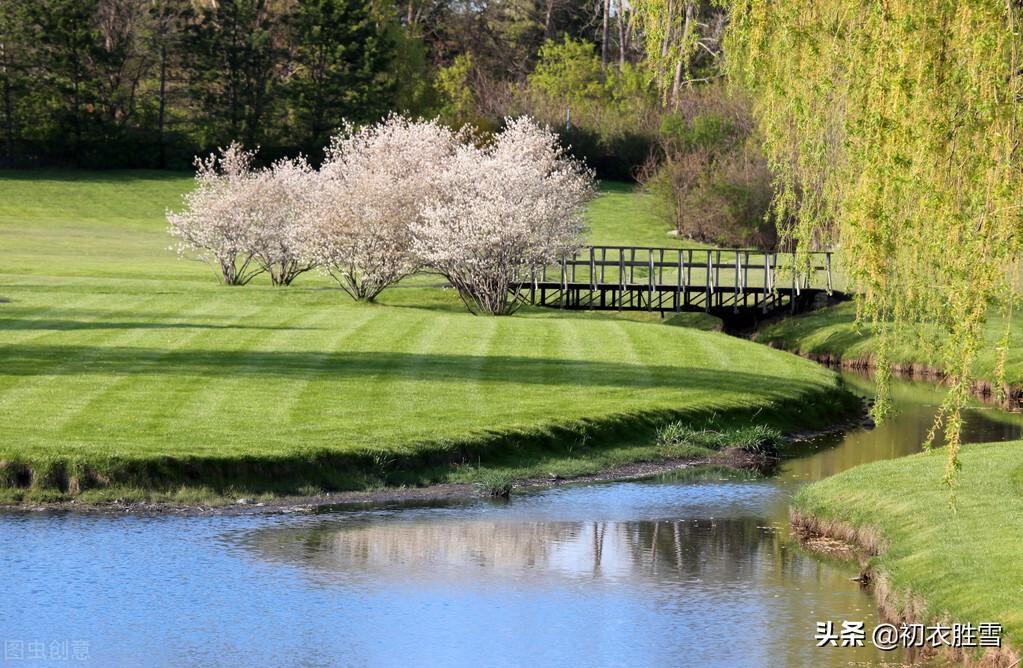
[725,1,1023,489]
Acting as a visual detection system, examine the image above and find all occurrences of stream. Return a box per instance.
[1,373,1020,667]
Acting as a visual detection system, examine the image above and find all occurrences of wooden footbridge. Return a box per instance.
[515,245,838,319]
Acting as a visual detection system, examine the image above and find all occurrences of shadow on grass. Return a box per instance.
[0,343,820,394]
[0,318,317,332]
[0,169,190,184]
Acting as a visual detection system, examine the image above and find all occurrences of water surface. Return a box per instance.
[2,375,1019,667]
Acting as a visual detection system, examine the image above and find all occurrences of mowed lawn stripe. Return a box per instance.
[376,309,475,435]
[0,291,205,423]
[284,307,389,434]
[154,297,341,456]
[321,308,438,448]
[58,296,312,449]
[0,293,114,343]
[16,291,261,439]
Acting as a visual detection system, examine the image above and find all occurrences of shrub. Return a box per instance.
[528,37,605,105]
[728,425,784,455]
[168,144,318,286]
[655,422,707,450]
[436,54,479,128]
[245,156,319,286]
[475,471,514,498]
[302,116,465,301]
[641,85,776,248]
[412,117,596,315]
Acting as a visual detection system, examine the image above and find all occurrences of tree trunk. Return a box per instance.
[616,0,626,68]
[670,1,695,107]
[600,0,610,68]
[157,44,167,169]
[0,41,14,166]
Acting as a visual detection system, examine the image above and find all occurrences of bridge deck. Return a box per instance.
[515,245,836,316]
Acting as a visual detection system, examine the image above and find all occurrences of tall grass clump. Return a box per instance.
[656,422,784,456]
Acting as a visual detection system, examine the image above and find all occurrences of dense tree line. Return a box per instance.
[0,0,732,170]
[0,0,399,167]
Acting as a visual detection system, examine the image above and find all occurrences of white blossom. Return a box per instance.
[245,156,318,286]
[302,115,466,301]
[412,117,596,315]
[167,144,317,286]
[167,143,264,285]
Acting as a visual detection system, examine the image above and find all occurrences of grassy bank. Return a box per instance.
[793,441,1023,656]
[0,171,849,504]
[758,302,1023,388]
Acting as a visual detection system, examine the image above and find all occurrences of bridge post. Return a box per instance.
[560,257,568,308]
[618,249,625,311]
[792,251,800,296]
[647,251,654,312]
[676,251,683,312]
[589,247,596,291]
[734,253,740,313]
[761,253,767,313]
[743,251,749,306]
[705,252,712,313]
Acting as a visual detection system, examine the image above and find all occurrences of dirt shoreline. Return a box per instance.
[0,415,862,516]
[791,511,1021,668]
[772,345,1023,408]
[0,450,768,516]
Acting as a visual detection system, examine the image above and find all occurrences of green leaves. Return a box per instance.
[727,1,1023,484]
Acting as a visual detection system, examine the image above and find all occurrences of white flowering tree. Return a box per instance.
[412,117,596,315]
[302,116,465,301]
[245,156,318,286]
[167,143,264,285]
[168,144,317,287]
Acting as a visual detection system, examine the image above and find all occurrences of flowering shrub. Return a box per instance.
[245,157,318,286]
[412,117,596,315]
[167,143,265,285]
[167,144,315,286]
[301,116,464,301]
[169,116,595,312]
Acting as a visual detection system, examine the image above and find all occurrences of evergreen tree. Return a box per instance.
[29,0,103,164]
[186,0,288,148]
[288,0,396,151]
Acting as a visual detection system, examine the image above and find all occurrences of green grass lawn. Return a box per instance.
[585,180,684,247]
[794,441,1023,652]
[758,301,1023,387]
[0,170,849,502]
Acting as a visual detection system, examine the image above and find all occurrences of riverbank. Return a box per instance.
[0,171,856,507]
[792,441,1023,666]
[2,412,870,513]
[757,302,1023,404]
[0,381,860,508]
[0,446,773,514]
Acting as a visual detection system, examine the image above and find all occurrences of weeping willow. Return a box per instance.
[726,1,1023,489]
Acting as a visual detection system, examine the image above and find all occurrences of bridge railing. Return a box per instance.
[535,246,837,296]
